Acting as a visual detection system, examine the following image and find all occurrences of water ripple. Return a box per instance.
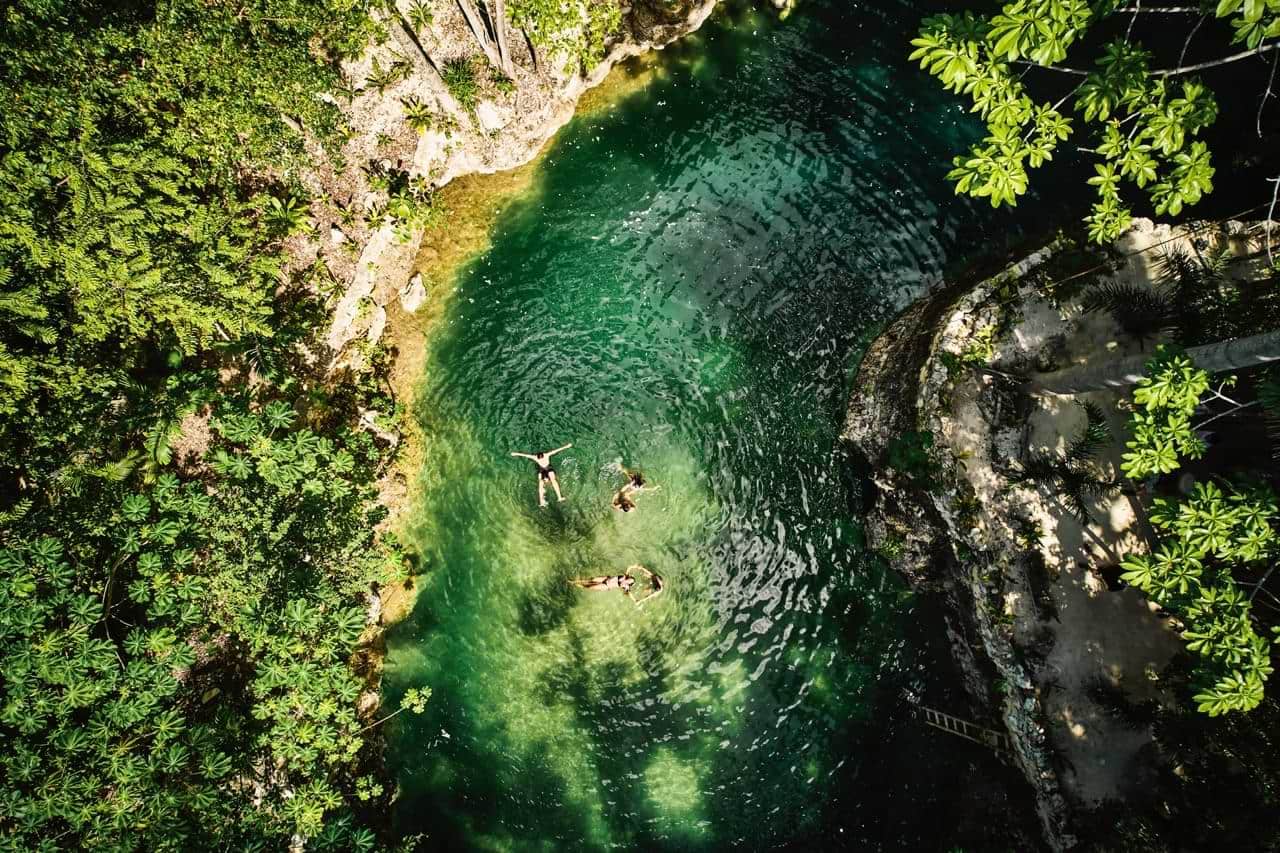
[386,1,1022,850]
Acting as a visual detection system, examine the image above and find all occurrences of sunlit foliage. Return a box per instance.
[909,1,1278,241]
[508,0,623,69]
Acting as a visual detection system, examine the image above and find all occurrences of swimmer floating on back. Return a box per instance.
[570,564,665,607]
[511,443,572,508]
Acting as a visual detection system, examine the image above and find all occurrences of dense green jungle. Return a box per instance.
[1,0,1279,851]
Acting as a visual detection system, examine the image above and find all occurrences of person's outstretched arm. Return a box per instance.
[510,451,536,460]
[637,586,664,606]
[547,443,573,457]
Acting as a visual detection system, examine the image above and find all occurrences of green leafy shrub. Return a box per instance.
[365,54,412,94]
[264,192,313,236]
[491,68,517,96]
[402,95,434,134]
[960,324,998,365]
[508,0,622,69]
[442,58,481,114]
[1121,349,1210,479]
[406,0,434,32]
[362,165,443,242]
[1120,481,1277,715]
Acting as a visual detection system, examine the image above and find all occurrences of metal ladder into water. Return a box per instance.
[919,706,1013,755]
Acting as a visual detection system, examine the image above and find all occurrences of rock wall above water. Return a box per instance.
[841,245,1076,850]
[309,0,723,359]
[843,217,1278,850]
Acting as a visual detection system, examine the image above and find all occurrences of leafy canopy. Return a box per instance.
[909,0,1276,242]
[1,402,408,848]
[508,0,623,69]
[0,0,435,848]
[1120,481,1278,715]
[1121,349,1210,479]
[1115,350,1278,715]
[0,0,386,473]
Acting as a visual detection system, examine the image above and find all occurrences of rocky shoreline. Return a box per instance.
[842,246,1076,850]
[305,0,727,632]
[842,218,1276,850]
[310,0,722,363]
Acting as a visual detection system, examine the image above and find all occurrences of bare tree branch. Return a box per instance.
[491,0,514,77]
[456,0,504,69]
[1249,564,1278,604]
[1266,176,1280,270]
[1014,60,1089,76]
[1259,46,1279,138]
[1014,41,1280,78]
[1178,13,1208,67]
[1158,40,1280,76]
[1191,400,1258,432]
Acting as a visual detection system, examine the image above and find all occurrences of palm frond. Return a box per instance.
[1258,370,1280,462]
[1066,401,1111,463]
[1081,281,1178,342]
[1012,401,1120,524]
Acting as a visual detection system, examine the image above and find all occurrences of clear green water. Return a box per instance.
[384,2,1058,849]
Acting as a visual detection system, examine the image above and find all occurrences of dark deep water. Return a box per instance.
[381,1,1092,849]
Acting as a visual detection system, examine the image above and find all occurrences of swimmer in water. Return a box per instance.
[570,565,664,607]
[611,467,655,513]
[611,489,637,513]
[510,443,572,508]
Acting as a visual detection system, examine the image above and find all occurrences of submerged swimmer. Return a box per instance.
[570,564,665,607]
[510,443,572,508]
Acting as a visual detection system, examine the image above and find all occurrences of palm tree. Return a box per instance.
[1026,328,1280,395]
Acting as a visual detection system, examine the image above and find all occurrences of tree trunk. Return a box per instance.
[1025,328,1280,395]
[455,0,504,69]
[393,7,441,74]
[522,26,540,74]
[491,0,515,78]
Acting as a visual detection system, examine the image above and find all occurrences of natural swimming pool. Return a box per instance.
[382,1,1057,848]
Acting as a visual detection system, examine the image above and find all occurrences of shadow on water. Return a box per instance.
[517,575,578,637]
[526,502,603,545]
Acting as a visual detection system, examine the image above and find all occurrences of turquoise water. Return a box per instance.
[384,2,1057,849]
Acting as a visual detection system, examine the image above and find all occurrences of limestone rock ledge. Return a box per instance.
[842,243,1075,850]
[843,216,1274,850]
